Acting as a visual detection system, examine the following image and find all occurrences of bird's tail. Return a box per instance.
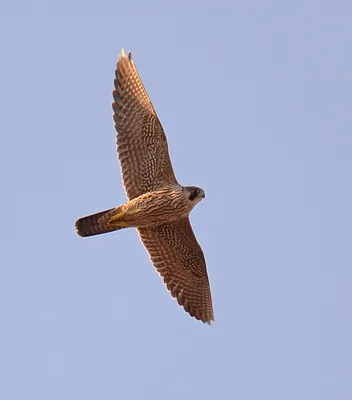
[75,207,127,237]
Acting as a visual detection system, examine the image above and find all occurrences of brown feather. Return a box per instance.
[138,218,214,324]
[75,50,214,324]
[113,51,178,200]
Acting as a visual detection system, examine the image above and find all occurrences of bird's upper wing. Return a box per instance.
[138,218,214,324]
[113,50,178,200]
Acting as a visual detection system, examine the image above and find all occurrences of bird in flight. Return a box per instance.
[75,49,214,324]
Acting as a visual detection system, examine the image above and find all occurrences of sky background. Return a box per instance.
[1,1,352,399]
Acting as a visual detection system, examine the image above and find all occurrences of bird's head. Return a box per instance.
[185,186,205,205]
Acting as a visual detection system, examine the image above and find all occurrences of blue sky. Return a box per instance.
[2,1,352,399]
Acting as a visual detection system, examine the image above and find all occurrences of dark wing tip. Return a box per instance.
[175,287,214,325]
[119,48,133,62]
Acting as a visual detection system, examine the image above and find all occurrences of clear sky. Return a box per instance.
[1,1,352,399]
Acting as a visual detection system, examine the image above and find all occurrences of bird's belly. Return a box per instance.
[122,190,189,227]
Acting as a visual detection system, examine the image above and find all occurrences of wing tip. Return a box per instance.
[176,289,214,325]
[197,311,215,325]
[191,310,214,325]
[119,48,133,61]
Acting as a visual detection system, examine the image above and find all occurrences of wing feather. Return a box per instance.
[138,218,214,324]
[113,50,178,200]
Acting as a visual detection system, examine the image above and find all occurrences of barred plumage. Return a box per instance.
[75,49,214,324]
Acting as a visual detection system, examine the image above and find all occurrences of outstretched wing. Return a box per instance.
[138,218,214,324]
[113,50,178,200]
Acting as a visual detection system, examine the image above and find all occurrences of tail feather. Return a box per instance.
[75,207,122,237]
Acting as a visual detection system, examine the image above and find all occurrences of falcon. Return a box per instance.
[75,49,214,323]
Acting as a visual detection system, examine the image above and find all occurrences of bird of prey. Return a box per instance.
[75,49,214,324]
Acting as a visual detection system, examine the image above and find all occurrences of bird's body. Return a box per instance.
[76,185,204,234]
[75,50,214,323]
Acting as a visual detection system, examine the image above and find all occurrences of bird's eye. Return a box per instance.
[189,189,198,201]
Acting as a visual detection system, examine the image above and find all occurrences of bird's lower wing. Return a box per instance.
[138,218,214,324]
